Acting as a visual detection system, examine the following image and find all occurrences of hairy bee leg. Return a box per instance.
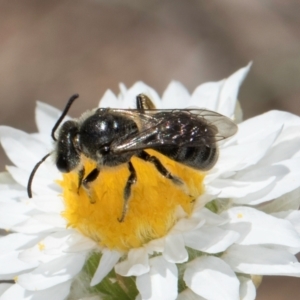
[82,168,100,189]
[77,167,85,193]
[136,94,156,111]
[118,161,137,222]
[138,150,183,185]
[82,168,100,203]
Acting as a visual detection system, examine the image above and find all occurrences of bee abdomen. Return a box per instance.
[158,145,218,171]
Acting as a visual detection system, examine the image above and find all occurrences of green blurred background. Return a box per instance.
[0,1,300,298]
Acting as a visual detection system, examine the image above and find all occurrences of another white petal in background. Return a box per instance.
[115,247,149,277]
[190,64,251,117]
[119,82,162,109]
[0,127,49,171]
[222,207,300,247]
[163,234,188,263]
[17,253,86,290]
[184,256,240,300]
[0,250,38,275]
[183,227,239,253]
[136,256,178,300]
[162,81,190,109]
[223,244,300,275]
[238,275,256,300]
[0,281,71,300]
[35,102,64,137]
[98,89,119,108]
[91,249,121,286]
[177,288,207,300]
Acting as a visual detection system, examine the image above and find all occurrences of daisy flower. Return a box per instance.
[1,64,300,300]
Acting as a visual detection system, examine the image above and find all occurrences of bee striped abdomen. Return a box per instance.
[157,145,218,171]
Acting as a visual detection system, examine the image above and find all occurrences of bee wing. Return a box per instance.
[190,109,238,141]
[110,109,238,153]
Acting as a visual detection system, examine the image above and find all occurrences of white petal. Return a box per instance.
[238,275,256,300]
[31,195,65,213]
[209,176,275,199]
[6,166,58,194]
[191,207,227,227]
[0,283,13,296]
[259,129,300,165]
[177,289,206,300]
[18,233,75,265]
[172,214,205,233]
[213,128,280,175]
[190,64,250,117]
[184,256,240,300]
[0,127,50,171]
[145,237,164,254]
[222,207,300,247]
[279,210,300,235]
[64,231,97,253]
[0,171,16,184]
[222,244,300,275]
[0,250,38,274]
[118,83,127,99]
[0,189,25,201]
[162,81,190,109]
[38,231,73,255]
[163,234,188,263]
[33,213,67,228]
[259,188,300,214]
[17,253,86,290]
[0,284,29,300]
[136,256,178,300]
[11,218,57,234]
[0,201,31,229]
[5,166,29,190]
[120,82,162,109]
[91,249,121,286]
[268,210,300,255]
[35,102,63,136]
[190,81,225,112]
[0,281,71,300]
[19,243,51,264]
[184,227,239,253]
[234,158,300,204]
[217,63,252,118]
[32,280,72,300]
[0,233,41,254]
[98,89,119,108]
[237,110,300,145]
[115,247,149,276]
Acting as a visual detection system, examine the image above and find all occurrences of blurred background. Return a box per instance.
[0,1,300,298]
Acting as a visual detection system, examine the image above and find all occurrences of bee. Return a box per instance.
[27,93,238,222]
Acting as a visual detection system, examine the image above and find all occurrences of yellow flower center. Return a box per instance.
[60,150,205,251]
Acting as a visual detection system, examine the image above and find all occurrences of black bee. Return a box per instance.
[27,94,238,221]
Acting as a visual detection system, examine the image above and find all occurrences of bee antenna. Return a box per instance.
[27,153,51,198]
[51,94,79,141]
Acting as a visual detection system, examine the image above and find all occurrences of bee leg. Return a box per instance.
[136,94,156,111]
[118,161,137,222]
[77,167,85,193]
[138,150,183,185]
[82,168,100,203]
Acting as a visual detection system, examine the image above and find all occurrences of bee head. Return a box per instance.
[55,120,81,173]
[27,94,80,198]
